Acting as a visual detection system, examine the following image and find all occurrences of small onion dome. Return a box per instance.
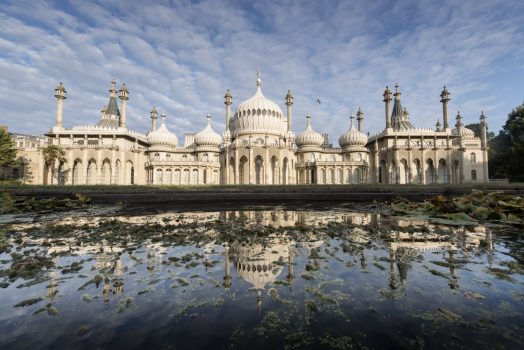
[452,126,475,139]
[339,114,368,147]
[119,83,128,92]
[147,113,178,147]
[195,114,222,147]
[295,114,324,147]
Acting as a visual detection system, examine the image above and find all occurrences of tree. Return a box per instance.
[464,123,495,140]
[42,145,65,184]
[0,128,17,179]
[499,102,524,181]
[488,102,524,181]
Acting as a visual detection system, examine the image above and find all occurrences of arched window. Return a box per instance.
[471,170,477,181]
[156,168,163,184]
[154,153,160,160]
[471,153,476,164]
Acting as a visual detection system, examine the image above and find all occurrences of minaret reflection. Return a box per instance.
[223,244,232,290]
[448,250,459,289]
[286,249,295,285]
[113,253,123,295]
[47,261,58,301]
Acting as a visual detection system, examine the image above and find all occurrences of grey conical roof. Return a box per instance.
[96,91,120,128]
[106,96,121,117]
[391,93,414,131]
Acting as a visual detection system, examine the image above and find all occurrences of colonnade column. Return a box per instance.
[407,149,412,184]
[480,111,489,182]
[420,146,426,185]
[67,148,73,185]
[97,141,102,185]
[234,149,239,185]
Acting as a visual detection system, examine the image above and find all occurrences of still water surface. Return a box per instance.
[0,206,523,349]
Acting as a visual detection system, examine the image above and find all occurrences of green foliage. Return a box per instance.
[0,128,17,169]
[42,144,65,166]
[489,102,524,181]
[464,123,495,140]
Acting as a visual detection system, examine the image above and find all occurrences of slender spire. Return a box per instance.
[54,82,66,128]
[306,113,311,126]
[357,107,364,132]
[286,89,293,132]
[383,85,392,129]
[440,86,451,129]
[206,114,211,126]
[161,113,166,124]
[224,89,232,134]
[480,110,486,123]
[150,106,158,131]
[256,69,261,87]
[455,110,463,128]
[349,113,355,127]
[394,83,400,99]
[110,79,117,96]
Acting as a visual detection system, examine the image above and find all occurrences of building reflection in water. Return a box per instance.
[387,218,493,290]
[31,208,495,311]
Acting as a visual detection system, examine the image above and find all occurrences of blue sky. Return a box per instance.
[1,0,523,140]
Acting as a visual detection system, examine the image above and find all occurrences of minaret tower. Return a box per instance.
[54,82,66,129]
[480,111,489,182]
[285,89,293,132]
[357,107,364,132]
[455,111,465,183]
[440,86,451,130]
[224,89,232,143]
[119,83,129,129]
[285,89,294,146]
[383,85,392,130]
[150,106,158,131]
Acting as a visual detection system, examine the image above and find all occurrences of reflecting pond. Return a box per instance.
[0,206,523,349]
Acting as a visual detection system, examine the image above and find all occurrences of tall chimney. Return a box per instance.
[54,82,66,128]
[285,89,293,132]
[440,86,450,130]
[383,86,392,129]
[119,83,129,128]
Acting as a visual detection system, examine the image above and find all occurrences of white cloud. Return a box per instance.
[0,0,523,142]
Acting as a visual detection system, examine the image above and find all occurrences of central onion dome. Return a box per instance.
[296,114,324,147]
[232,240,290,290]
[232,73,287,138]
[339,114,368,147]
[195,115,222,147]
[147,114,178,147]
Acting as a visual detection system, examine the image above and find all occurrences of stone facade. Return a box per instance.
[16,75,488,185]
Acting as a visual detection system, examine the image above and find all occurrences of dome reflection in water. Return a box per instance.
[0,207,522,350]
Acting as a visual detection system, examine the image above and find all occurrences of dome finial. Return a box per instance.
[207,114,211,125]
[350,113,355,127]
[161,113,166,124]
[306,113,311,126]
[110,79,117,96]
[256,68,261,87]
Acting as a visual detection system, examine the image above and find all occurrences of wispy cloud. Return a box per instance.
[0,0,523,140]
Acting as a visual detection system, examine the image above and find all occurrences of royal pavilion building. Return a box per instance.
[16,73,489,185]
